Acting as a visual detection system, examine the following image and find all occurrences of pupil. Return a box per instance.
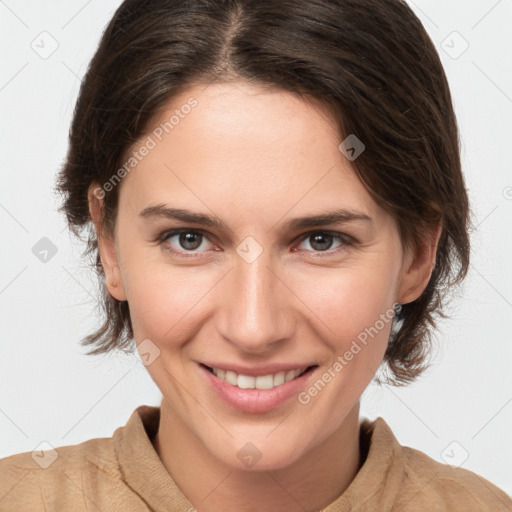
[311,234,332,251]
[180,232,201,250]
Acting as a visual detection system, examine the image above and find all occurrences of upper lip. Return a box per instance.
[200,362,317,377]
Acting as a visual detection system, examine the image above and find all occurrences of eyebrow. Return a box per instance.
[139,204,373,232]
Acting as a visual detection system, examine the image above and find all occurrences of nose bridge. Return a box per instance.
[219,246,292,352]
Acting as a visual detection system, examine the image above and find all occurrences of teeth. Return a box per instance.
[285,370,296,382]
[225,371,237,386]
[255,374,273,390]
[238,374,255,389]
[211,367,307,389]
[273,371,285,386]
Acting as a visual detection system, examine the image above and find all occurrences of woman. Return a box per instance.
[1,0,510,510]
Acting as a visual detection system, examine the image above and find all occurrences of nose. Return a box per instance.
[217,249,295,354]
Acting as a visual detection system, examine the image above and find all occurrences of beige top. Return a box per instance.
[0,404,510,511]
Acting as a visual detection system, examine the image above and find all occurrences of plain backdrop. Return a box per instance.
[1,0,511,497]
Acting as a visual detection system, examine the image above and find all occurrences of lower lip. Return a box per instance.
[199,364,317,414]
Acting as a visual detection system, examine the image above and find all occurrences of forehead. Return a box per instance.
[117,81,382,225]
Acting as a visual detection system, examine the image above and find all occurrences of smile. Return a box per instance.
[207,366,311,390]
[199,363,318,413]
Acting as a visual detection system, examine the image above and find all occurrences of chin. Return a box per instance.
[197,429,302,472]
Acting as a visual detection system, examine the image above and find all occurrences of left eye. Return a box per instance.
[295,232,348,253]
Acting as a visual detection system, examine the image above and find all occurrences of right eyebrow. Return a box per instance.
[139,204,231,231]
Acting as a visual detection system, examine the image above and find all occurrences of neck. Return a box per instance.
[153,399,362,512]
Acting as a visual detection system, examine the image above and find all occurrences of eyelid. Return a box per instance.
[156,227,210,244]
[292,229,354,245]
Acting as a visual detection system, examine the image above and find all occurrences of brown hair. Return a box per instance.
[55,0,473,385]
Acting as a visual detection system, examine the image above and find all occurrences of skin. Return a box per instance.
[88,81,440,512]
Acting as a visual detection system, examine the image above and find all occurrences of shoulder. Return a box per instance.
[0,405,158,511]
[398,444,512,511]
[361,417,512,511]
[0,436,120,511]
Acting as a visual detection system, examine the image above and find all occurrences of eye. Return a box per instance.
[158,229,215,257]
[157,228,353,259]
[294,231,352,256]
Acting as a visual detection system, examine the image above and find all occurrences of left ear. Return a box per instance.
[397,221,442,305]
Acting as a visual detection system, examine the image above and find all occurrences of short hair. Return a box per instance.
[55,0,473,386]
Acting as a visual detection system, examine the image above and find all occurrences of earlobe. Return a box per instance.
[397,222,442,305]
[87,183,127,302]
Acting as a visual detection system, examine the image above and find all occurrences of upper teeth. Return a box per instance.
[212,368,307,389]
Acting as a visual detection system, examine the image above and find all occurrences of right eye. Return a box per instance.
[158,229,217,257]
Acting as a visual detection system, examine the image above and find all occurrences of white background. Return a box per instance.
[1,0,511,498]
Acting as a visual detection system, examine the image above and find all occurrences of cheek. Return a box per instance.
[121,252,214,342]
[291,262,396,360]
[289,267,397,445]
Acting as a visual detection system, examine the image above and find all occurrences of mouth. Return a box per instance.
[199,362,320,413]
[200,363,318,390]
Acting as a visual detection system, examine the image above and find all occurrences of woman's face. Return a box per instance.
[90,81,431,470]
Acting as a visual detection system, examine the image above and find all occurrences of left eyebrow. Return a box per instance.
[138,204,373,232]
[279,208,373,231]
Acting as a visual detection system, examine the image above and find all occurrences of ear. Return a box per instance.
[397,221,442,305]
[87,183,127,301]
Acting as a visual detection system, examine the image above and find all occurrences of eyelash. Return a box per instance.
[156,228,354,259]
